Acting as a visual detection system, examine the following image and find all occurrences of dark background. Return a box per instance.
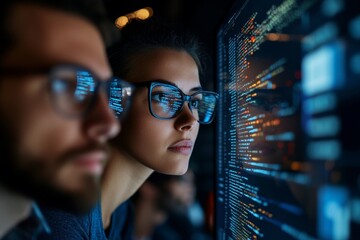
[103,0,236,203]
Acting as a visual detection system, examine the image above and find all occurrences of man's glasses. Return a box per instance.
[49,65,135,118]
[0,64,134,118]
[134,80,219,124]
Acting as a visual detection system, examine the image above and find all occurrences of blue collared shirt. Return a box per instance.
[1,203,51,240]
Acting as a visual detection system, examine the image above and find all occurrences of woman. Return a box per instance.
[39,18,218,239]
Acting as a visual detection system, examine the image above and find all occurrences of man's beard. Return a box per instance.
[0,121,102,214]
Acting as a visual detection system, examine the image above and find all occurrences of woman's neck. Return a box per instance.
[100,148,153,229]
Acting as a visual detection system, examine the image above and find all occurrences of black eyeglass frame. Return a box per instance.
[49,65,136,119]
[0,64,135,119]
[133,80,219,124]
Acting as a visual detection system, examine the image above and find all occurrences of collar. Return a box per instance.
[0,186,51,239]
[31,202,51,235]
[0,185,32,238]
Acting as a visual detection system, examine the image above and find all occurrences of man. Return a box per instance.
[0,0,132,238]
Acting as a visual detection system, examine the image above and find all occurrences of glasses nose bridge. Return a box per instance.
[96,80,112,101]
[182,94,193,110]
[98,79,108,92]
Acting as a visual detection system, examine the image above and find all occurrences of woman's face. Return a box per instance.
[117,48,200,175]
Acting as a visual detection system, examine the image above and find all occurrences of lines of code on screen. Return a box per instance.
[216,0,360,239]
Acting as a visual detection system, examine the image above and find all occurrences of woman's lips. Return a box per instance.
[168,140,194,155]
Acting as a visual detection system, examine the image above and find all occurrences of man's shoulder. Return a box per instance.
[38,204,100,240]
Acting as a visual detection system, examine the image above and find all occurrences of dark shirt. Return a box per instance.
[153,210,211,240]
[1,203,51,240]
[38,201,133,240]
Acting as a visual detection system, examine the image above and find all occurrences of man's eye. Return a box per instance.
[52,79,76,93]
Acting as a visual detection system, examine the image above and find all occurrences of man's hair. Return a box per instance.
[108,18,205,81]
[0,0,119,58]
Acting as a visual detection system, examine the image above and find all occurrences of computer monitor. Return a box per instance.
[216,0,360,239]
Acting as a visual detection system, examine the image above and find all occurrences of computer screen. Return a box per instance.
[216,0,360,239]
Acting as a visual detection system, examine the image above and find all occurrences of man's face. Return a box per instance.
[0,4,120,213]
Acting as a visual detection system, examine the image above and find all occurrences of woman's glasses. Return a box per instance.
[134,80,219,124]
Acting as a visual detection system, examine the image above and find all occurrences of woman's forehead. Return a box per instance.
[128,48,201,93]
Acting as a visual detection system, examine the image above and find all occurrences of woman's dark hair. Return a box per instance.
[108,18,205,81]
[0,0,117,58]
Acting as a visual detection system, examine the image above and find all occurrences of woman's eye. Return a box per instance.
[190,99,200,108]
[152,92,167,102]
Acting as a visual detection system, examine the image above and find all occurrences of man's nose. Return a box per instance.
[85,91,121,143]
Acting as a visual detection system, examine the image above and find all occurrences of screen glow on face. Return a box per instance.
[134,80,219,124]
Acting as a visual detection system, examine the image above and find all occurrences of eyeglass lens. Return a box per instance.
[108,78,133,118]
[150,83,217,124]
[49,66,132,118]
